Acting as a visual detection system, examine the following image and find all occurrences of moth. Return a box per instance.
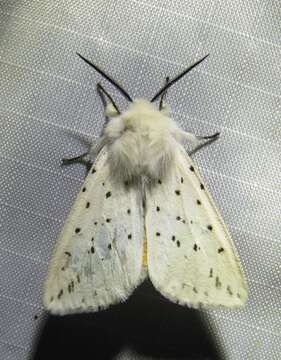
[43,53,247,314]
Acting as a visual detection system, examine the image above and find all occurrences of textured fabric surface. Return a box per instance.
[0,1,280,359]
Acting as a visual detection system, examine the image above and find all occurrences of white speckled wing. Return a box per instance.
[43,148,145,315]
[145,145,247,308]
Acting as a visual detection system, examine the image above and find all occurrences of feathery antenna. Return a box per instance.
[151,54,209,102]
[77,53,133,102]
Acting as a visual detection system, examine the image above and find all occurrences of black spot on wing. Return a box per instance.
[175,190,181,195]
[156,206,160,212]
[181,177,184,183]
[176,216,181,221]
[156,232,161,236]
[215,276,222,288]
[108,244,112,250]
[127,209,131,214]
[176,240,181,247]
[218,247,224,253]
[193,287,198,294]
[200,183,205,190]
[196,199,201,205]
[86,201,90,208]
[106,218,111,223]
[158,179,162,184]
[128,234,132,239]
[171,235,176,241]
[57,289,63,299]
[94,221,98,225]
[209,268,213,278]
[91,246,95,254]
[193,244,198,251]
[207,225,213,231]
[106,191,111,198]
[227,285,233,295]
[189,166,195,172]
[65,252,71,257]
[82,187,86,192]
[75,227,81,234]
[77,275,80,283]
[91,168,96,174]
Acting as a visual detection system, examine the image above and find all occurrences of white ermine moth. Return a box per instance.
[43,53,247,314]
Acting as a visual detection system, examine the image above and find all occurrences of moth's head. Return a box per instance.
[77,53,209,119]
[105,98,170,119]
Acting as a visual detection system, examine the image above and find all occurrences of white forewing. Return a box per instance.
[43,148,145,314]
[145,145,247,308]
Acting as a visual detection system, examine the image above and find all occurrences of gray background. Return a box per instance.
[0,0,280,359]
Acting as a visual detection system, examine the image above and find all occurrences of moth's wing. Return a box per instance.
[145,146,247,308]
[43,148,145,315]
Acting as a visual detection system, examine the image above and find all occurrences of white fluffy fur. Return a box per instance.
[44,98,247,314]
[94,99,196,183]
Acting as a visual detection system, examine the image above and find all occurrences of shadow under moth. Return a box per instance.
[43,53,247,314]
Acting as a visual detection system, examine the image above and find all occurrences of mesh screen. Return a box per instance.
[0,1,280,359]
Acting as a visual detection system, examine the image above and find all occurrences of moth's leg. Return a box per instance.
[174,129,220,156]
[97,83,120,117]
[61,150,93,174]
[62,137,106,174]
[196,132,220,140]
[61,152,89,165]
[97,82,107,111]
[62,136,106,165]
[173,129,198,145]
[88,136,106,157]
[159,77,170,111]
[174,129,220,147]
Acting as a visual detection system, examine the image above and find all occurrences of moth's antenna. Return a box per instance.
[77,53,133,102]
[151,54,209,103]
[97,83,121,114]
[159,76,170,110]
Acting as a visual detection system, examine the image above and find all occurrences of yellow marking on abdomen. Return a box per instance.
[142,225,147,266]
[142,237,147,266]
